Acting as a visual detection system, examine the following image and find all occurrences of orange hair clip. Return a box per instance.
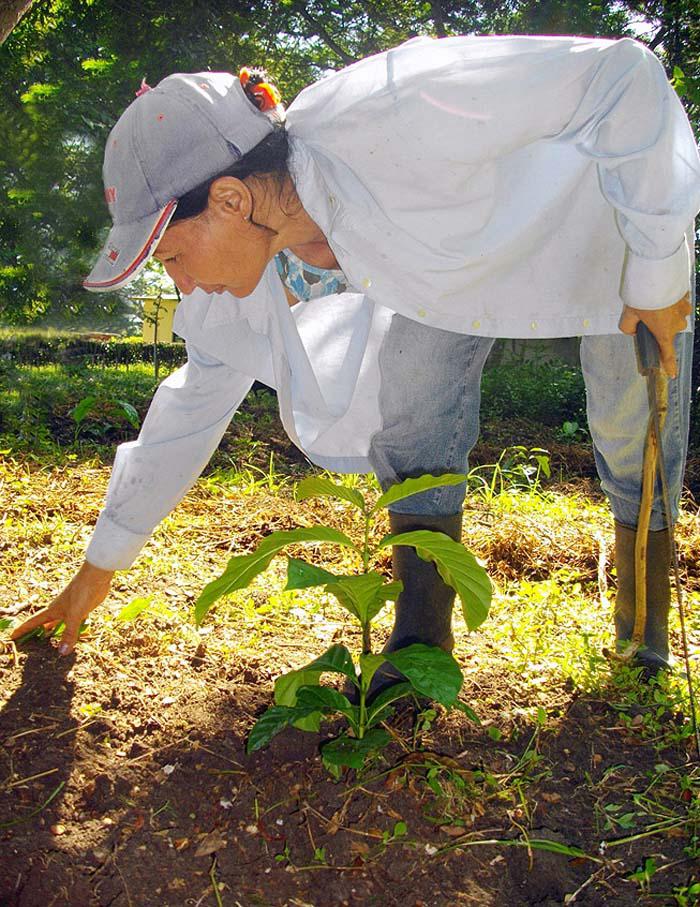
[252,82,281,111]
[239,67,281,111]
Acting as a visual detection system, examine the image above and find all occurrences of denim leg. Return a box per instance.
[368,314,494,515]
[580,327,693,530]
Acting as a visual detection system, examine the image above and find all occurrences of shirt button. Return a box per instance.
[417,308,426,317]
[583,319,590,328]
[328,194,336,206]
[472,320,481,330]
[361,277,372,289]
[530,321,537,331]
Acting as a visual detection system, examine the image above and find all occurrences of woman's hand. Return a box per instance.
[619,293,692,378]
[10,561,115,655]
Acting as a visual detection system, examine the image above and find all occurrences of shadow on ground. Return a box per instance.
[1,643,696,907]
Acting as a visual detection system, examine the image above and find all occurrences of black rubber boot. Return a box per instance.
[614,521,671,675]
[365,511,462,699]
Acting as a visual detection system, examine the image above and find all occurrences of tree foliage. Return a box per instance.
[0,0,697,327]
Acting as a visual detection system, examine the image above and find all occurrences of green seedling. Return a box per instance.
[274,843,292,864]
[116,596,153,622]
[628,856,657,892]
[559,420,588,442]
[381,820,408,845]
[414,706,438,740]
[71,393,140,444]
[114,595,175,624]
[671,882,700,906]
[195,473,492,774]
[467,445,551,504]
[13,619,88,645]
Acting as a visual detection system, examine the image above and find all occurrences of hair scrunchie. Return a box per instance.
[239,67,282,112]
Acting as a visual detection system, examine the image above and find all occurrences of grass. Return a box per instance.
[0,360,166,452]
[0,360,295,476]
[0,357,591,454]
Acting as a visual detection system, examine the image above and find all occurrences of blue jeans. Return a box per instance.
[368,314,693,528]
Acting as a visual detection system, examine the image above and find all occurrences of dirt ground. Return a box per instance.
[1,433,699,907]
[1,641,694,907]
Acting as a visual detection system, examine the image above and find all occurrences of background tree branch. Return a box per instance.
[291,2,357,65]
[0,0,34,44]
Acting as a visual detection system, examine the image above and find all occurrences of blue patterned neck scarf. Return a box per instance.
[275,248,349,302]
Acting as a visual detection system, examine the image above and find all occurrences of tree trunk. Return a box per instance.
[0,0,34,44]
[430,0,447,38]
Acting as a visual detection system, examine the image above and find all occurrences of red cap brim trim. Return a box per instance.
[83,199,178,290]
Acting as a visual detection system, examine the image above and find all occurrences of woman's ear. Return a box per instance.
[208,177,252,223]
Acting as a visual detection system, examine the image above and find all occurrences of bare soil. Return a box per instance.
[1,637,697,907]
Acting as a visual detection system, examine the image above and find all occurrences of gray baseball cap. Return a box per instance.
[84,71,283,292]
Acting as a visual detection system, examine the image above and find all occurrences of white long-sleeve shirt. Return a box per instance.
[86,34,700,570]
[288,34,698,335]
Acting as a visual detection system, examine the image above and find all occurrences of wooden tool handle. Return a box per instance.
[635,322,660,376]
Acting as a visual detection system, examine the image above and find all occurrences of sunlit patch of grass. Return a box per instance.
[485,574,610,689]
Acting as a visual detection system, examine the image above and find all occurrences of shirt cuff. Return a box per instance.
[85,512,151,571]
[620,238,691,311]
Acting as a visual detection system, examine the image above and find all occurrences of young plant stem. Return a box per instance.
[362,511,372,653]
[358,682,368,739]
[362,620,371,655]
[362,513,371,572]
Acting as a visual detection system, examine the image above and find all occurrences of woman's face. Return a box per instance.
[154,195,271,298]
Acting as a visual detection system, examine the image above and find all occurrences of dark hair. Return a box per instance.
[171,70,291,223]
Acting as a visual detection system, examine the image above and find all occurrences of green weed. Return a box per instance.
[467,445,551,503]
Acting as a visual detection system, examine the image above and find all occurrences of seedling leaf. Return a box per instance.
[453,700,482,724]
[320,728,391,770]
[247,704,319,753]
[116,400,140,429]
[359,653,385,688]
[116,596,152,622]
[294,685,360,735]
[295,476,366,512]
[275,669,323,732]
[195,527,358,624]
[275,669,321,706]
[295,685,357,720]
[276,644,359,692]
[378,530,491,630]
[325,574,399,626]
[384,644,463,706]
[71,395,97,424]
[366,681,413,724]
[373,474,467,512]
[285,557,338,590]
